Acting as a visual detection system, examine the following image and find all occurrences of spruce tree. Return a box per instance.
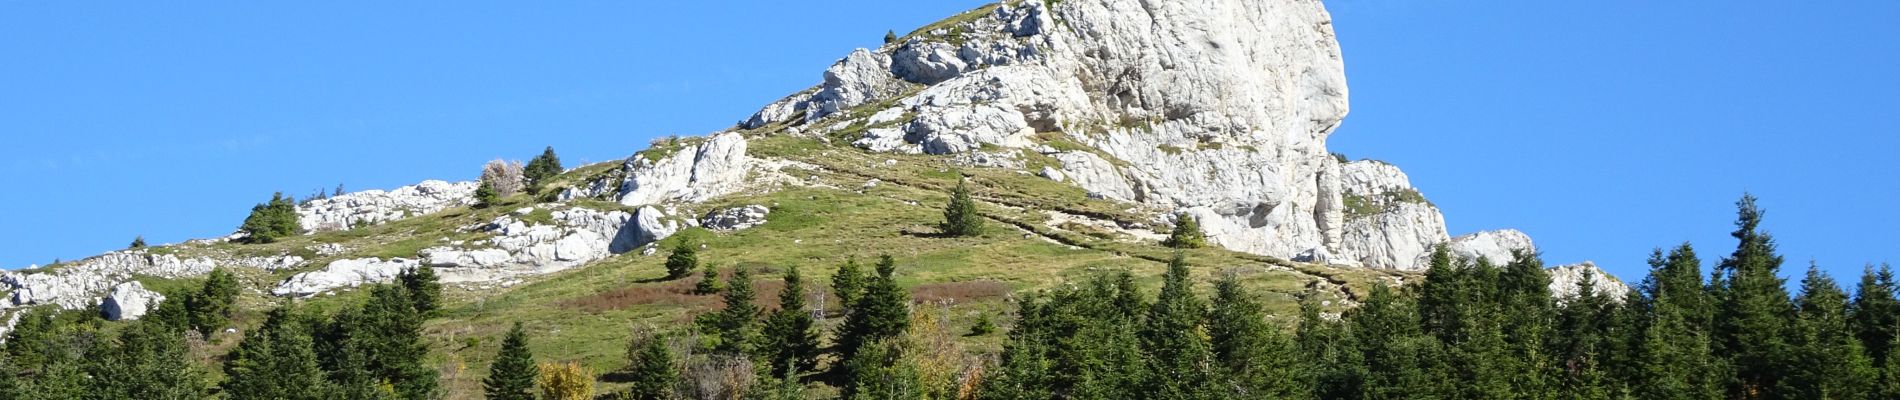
[1551,275,1614,399]
[224,306,331,400]
[87,320,208,399]
[474,181,500,209]
[1348,283,1451,399]
[523,146,564,187]
[842,338,923,400]
[705,264,759,356]
[983,295,1053,400]
[940,177,984,237]
[1632,245,1725,400]
[1162,212,1206,249]
[1208,273,1303,398]
[1784,265,1876,398]
[485,322,538,400]
[664,240,697,280]
[832,258,867,313]
[1850,263,1899,366]
[835,255,910,368]
[358,284,438,399]
[129,236,146,249]
[1711,194,1795,399]
[694,263,721,295]
[399,264,442,316]
[240,192,302,243]
[188,267,240,334]
[1297,294,1362,400]
[0,355,19,400]
[1497,250,1556,398]
[883,30,898,44]
[623,333,678,400]
[761,266,820,375]
[1138,253,1219,399]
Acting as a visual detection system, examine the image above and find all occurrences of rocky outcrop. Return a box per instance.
[615,133,753,207]
[298,180,478,232]
[1550,262,1632,301]
[1431,229,1538,267]
[1,251,215,310]
[273,258,418,297]
[101,281,164,321]
[702,205,770,231]
[406,206,677,286]
[734,1,1505,268]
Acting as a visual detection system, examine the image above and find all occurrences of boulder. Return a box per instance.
[298,180,477,232]
[273,258,417,297]
[702,205,771,231]
[101,281,164,321]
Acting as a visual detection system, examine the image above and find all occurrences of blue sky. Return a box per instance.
[2,1,1895,286]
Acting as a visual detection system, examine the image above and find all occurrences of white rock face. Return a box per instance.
[401,206,677,287]
[701,205,770,231]
[736,0,1477,268]
[1431,229,1538,267]
[273,258,418,297]
[1550,262,1632,301]
[298,180,478,232]
[617,133,753,207]
[101,281,164,321]
[1,251,215,310]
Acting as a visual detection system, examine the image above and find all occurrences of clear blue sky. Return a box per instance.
[3,1,1895,286]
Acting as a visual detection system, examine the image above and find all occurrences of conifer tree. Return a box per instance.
[983,295,1053,400]
[1297,294,1362,400]
[484,322,538,400]
[87,320,208,399]
[1711,194,1795,399]
[836,255,910,368]
[1162,212,1206,249]
[524,146,564,187]
[188,267,241,333]
[1496,250,1556,397]
[474,181,500,209]
[664,240,697,280]
[842,338,923,400]
[941,177,984,237]
[129,235,146,249]
[1208,273,1303,398]
[884,30,898,44]
[399,264,442,316]
[623,333,678,400]
[224,306,331,400]
[704,264,759,355]
[0,355,19,400]
[1632,245,1725,400]
[1551,275,1614,399]
[357,284,438,399]
[1784,264,1876,398]
[240,192,302,243]
[761,266,820,375]
[1349,283,1452,399]
[1138,253,1219,399]
[694,263,721,295]
[832,258,867,312]
[1850,263,1899,366]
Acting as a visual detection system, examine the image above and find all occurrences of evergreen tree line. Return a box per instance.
[981,194,1900,400]
[0,265,443,400]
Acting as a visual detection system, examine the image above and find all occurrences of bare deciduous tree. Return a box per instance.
[482,159,527,196]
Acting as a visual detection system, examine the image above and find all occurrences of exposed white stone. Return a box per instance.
[702,205,771,231]
[298,180,477,232]
[1431,229,1538,267]
[273,258,418,297]
[617,133,753,207]
[1038,166,1065,182]
[232,255,306,271]
[101,281,164,321]
[1,251,216,310]
[1549,262,1632,302]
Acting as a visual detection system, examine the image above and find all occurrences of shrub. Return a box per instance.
[482,160,527,196]
[239,192,301,243]
[129,236,146,249]
[537,362,595,400]
[884,30,899,44]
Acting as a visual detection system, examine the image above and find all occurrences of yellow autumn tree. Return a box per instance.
[537,361,595,400]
